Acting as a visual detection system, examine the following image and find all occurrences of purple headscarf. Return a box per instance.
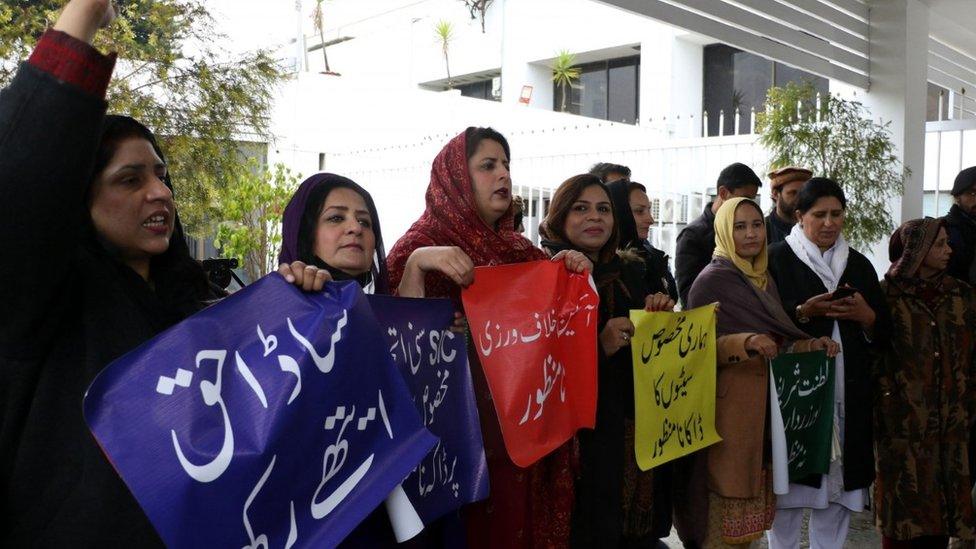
[279,173,389,294]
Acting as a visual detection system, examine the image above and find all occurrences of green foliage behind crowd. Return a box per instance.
[757,82,908,250]
[1,0,289,239]
[214,162,299,283]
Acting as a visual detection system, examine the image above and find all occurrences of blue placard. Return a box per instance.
[84,276,437,548]
[367,295,488,537]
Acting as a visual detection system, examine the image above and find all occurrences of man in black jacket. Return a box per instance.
[945,166,976,285]
[675,162,762,307]
[766,166,811,244]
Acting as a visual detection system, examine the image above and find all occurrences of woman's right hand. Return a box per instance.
[54,0,116,44]
[409,246,475,287]
[744,333,779,359]
[278,261,331,292]
[398,246,475,298]
[644,292,676,312]
[798,292,835,319]
[599,317,635,356]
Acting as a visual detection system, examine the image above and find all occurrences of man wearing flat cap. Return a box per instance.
[766,166,812,244]
[945,165,976,285]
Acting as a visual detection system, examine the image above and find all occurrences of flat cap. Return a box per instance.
[768,166,813,190]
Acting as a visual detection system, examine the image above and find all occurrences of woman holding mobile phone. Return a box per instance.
[765,178,891,548]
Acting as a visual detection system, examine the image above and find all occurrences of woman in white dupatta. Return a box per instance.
[765,178,890,549]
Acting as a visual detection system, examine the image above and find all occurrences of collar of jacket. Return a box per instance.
[948,204,976,229]
[767,210,794,231]
[886,273,962,298]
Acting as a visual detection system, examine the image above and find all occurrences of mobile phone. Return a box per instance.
[829,287,858,301]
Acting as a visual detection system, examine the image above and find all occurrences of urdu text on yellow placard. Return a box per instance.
[630,303,721,470]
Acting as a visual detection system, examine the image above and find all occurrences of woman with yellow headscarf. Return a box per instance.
[679,198,839,548]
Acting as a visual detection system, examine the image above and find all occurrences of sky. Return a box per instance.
[201,0,444,58]
[204,0,301,56]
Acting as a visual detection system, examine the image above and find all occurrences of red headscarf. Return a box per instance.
[387,129,547,303]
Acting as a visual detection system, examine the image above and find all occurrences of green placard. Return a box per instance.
[771,350,835,480]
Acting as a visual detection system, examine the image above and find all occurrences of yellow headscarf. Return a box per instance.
[712,197,768,289]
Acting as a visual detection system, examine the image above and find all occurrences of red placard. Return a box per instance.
[461,260,598,467]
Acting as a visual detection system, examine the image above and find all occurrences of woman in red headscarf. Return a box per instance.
[388,127,590,548]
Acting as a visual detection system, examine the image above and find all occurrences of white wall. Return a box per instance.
[263,0,778,259]
[298,0,696,119]
[267,68,774,256]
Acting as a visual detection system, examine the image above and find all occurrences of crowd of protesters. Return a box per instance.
[3,1,976,548]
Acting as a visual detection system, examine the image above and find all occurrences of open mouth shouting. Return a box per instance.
[142,211,171,235]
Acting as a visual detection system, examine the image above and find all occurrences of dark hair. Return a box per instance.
[795,177,848,214]
[541,174,619,263]
[716,162,762,192]
[465,127,511,161]
[296,176,389,294]
[90,115,211,318]
[589,162,631,183]
[606,179,648,249]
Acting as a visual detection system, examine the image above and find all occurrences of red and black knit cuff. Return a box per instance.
[27,29,116,98]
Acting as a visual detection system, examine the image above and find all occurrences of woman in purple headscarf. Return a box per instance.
[277,173,474,547]
[277,173,476,298]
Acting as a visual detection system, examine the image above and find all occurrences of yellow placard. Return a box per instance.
[630,303,721,470]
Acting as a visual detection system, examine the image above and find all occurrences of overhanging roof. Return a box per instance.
[595,0,870,88]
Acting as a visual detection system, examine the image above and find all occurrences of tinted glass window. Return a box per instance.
[608,60,638,124]
[578,66,608,119]
[554,56,639,125]
[704,44,828,136]
[458,80,494,100]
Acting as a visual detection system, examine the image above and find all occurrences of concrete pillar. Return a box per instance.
[639,32,703,138]
[499,0,553,110]
[863,0,929,223]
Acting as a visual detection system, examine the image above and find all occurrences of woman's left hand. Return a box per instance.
[825,291,876,329]
[810,336,841,357]
[551,249,592,274]
[278,261,332,292]
[644,292,676,312]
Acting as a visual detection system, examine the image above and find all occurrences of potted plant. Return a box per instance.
[551,49,580,113]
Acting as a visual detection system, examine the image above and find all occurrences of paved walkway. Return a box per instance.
[662,509,880,547]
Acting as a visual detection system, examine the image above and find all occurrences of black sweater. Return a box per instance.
[675,203,715,308]
[0,63,168,546]
[767,242,891,491]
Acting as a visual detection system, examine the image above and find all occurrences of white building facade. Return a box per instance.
[264,0,976,270]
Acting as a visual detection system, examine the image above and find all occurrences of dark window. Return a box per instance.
[458,80,499,101]
[554,56,639,124]
[578,67,608,119]
[608,58,638,124]
[703,44,828,136]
